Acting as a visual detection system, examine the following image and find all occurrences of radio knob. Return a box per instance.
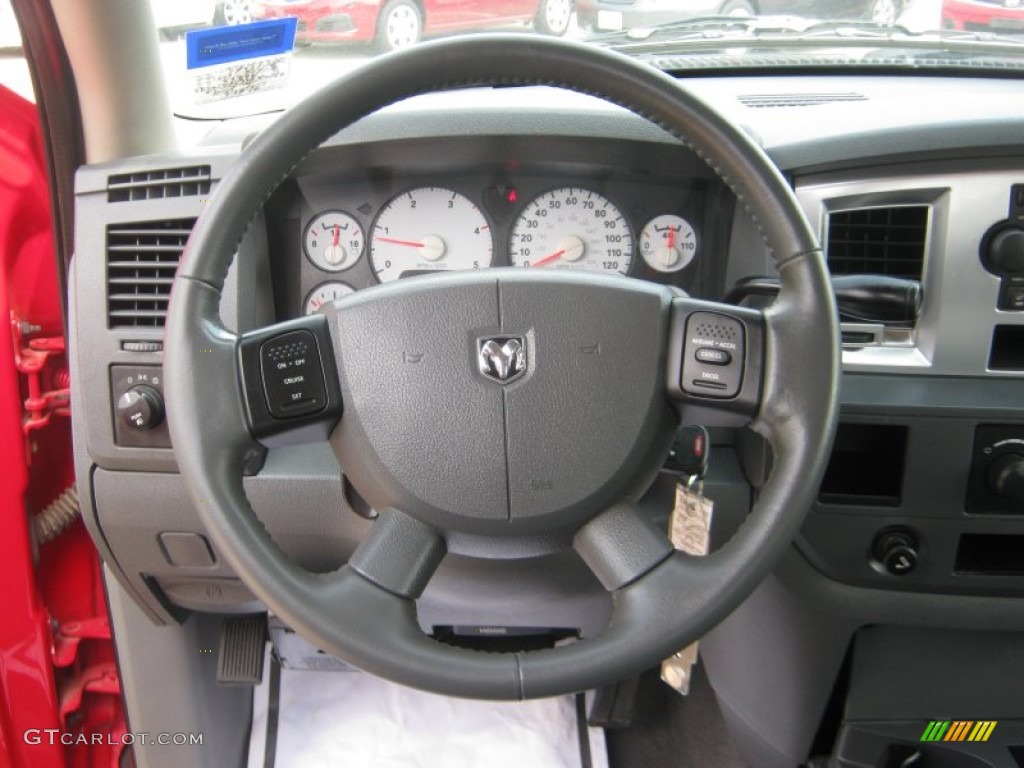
[987,227,1024,275]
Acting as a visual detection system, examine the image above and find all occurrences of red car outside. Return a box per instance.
[942,0,1024,32]
[252,0,574,51]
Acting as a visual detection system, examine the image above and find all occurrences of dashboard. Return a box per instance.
[72,78,1024,604]
[69,75,1024,768]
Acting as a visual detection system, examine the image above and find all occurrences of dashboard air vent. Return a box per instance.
[106,219,195,329]
[107,166,211,202]
[738,92,867,108]
[826,206,928,281]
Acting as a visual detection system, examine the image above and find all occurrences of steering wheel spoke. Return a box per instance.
[666,296,766,425]
[236,313,344,447]
[574,502,674,591]
[348,508,446,598]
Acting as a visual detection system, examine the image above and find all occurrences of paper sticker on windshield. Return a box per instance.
[185,18,297,105]
[187,19,297,69]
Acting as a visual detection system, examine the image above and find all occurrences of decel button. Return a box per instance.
[259,330,328,419]
[692,379,727,390]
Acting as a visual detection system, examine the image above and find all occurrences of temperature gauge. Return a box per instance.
[304,282,355,315]
[303,211,364,272]
[639,214,697,273]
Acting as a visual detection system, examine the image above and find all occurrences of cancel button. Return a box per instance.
[695,346,732,365]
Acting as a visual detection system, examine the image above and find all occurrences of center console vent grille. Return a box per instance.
[107,166,211,202]
[106,219,195,329]
[826,206,929,281]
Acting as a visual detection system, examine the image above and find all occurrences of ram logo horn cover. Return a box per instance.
[477,336,527,384]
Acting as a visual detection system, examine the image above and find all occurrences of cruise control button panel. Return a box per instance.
[238,314,343,446]
[681,311,745,398]
[259,331,327,418]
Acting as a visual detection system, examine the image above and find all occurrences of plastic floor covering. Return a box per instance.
[247,652,609,768]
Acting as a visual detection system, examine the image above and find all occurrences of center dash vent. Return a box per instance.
[106,219,195,329]
[738,92,867,108]
[826,206,929,281]
[107,166,211,202]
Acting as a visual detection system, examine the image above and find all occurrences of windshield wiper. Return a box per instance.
[589,15,777,44]
[592,14,1024,54]
[800,18,1024,43]
[798,19,916,37]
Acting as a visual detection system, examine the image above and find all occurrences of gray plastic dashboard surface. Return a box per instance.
[89,443,369,619]
[701,549,1024,768]
[65,65,1024,768]
[198,77,1024,173]
[72,72,1024,623]
[795,158,1024,379]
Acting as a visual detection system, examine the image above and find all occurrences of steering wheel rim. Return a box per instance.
[164,35,839,700]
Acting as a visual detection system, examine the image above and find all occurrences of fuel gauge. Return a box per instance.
[304,282,355,315]
[304,211,364,272]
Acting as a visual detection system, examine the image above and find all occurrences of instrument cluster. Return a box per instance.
[267,141,732,318]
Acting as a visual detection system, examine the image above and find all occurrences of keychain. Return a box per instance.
[660,425,714,696]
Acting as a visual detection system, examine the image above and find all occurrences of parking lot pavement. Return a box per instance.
[0,51,32,102]
[901,0,944,31]
[281,18,587,101]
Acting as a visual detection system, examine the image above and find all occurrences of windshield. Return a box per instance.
[4,0,1024,130]
[134,0,1024,123]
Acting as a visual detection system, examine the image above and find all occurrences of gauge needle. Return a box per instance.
[332,225,340,247]
[667,227,676,249]
[531,236,585,268]
[376,236,426,248]
[377,234,446,261]
[530,249,565,268]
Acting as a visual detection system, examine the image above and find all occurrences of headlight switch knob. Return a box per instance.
[117,385,165,431]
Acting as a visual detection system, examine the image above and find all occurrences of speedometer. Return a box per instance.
[369,187,493,283]
[509,187,633,274]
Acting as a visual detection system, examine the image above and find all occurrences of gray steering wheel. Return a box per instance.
[164,34,839,700]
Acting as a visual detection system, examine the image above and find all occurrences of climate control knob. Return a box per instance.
[986,227,1024,275]
[987,453,1024,504]
[116,385,164,431]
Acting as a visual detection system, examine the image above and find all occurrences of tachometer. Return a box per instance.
[509,187,632,274]
[369,187,493,283]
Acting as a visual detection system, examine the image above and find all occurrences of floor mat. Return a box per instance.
[247,652,608,768]
[604,665,749,768]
